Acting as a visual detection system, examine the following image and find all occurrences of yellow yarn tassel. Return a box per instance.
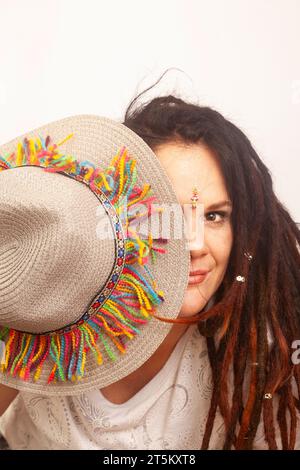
[98,172,112,191]
[17,335,32,378]
[118,153,126,196]
[83,166,94,181]
[83,324,103,365]
[33,336,47,381]
[105,300,135,339]
[129,184,151,206]
[16,142,24,166]
[125,279,152,311]
[57,133,74,147]
[3,331,16,370]
[29,139,38,165]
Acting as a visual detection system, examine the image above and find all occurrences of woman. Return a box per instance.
[121,88,300,449]
[0,89,299,451]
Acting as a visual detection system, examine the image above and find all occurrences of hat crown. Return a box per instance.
[0,166,115,333]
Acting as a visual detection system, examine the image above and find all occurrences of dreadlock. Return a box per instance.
[123,75,300,449]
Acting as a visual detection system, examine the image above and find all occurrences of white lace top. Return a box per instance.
[0,324,298,450]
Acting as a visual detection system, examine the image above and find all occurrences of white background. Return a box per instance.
[0,0,299,221]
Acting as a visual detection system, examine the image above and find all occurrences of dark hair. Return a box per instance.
[123,82,300,449]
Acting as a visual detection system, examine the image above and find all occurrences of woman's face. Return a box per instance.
[155,142,233,317]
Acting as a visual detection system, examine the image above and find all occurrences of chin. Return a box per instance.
[178,286,210,318]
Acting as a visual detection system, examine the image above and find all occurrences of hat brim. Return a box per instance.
[0,115,190,395]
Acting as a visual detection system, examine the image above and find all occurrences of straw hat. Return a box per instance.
[0,115,190,395]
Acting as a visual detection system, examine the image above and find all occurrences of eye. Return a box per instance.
[205,211,229,224]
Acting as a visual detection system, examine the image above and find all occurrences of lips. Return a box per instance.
[188,269,210,285]
[189,269,209,276]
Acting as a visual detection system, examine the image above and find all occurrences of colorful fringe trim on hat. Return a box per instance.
[0,134,166,383]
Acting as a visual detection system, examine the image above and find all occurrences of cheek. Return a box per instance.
[210,226,233,270]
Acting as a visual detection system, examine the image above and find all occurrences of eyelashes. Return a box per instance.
[205,211,231,225]
[181,206,232,227]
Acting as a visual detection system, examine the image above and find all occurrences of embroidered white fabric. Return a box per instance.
[0,324,299,450]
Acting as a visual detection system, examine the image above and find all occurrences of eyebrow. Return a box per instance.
[205,200,232,211]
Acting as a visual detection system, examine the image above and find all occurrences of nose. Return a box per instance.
[184,205,208,254]
[189,237,210,259]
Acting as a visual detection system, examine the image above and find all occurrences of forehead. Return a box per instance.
[155,142,230,205]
